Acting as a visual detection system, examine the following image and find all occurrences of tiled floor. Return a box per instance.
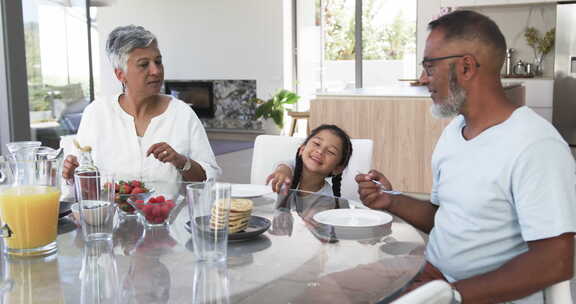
[216,146,576,304]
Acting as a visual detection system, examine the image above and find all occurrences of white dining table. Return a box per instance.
[0,183,426,304]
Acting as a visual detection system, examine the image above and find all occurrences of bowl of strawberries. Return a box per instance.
[114,180,153,216]
[128,194,179,228]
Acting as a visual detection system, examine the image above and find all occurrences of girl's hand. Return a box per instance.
[355,170,394,211]
[270,211,294,236]
[62,155,79,180]
[266,164,293,195]
[147,142,186,169]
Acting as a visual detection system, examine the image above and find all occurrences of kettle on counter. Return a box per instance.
[513,60,528,76]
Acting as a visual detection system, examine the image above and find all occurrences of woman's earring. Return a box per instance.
[121,82,126,92]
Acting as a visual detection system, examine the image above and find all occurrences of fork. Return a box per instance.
[356,171,403,195]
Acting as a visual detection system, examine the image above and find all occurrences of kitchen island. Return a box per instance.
[309,84,524,194]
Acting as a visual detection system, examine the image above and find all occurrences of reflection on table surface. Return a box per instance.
[0,188,426,304]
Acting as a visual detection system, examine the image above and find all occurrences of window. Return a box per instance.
[361,0,416,87]
[295,0,417,108]
[23,0,95,147]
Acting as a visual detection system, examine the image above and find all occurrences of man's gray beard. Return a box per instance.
[430,65,467,118]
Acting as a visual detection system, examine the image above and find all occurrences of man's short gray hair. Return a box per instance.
[105,25,157,71]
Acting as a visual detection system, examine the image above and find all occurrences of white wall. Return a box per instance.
[417,0,441,75]
[416,1,556,78]
[95,0,287,100]
[470,4,556,78]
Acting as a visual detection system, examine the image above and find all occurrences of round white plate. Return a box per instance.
[313,209,393,228]
[231,184,273,198]
[347,200,369,210]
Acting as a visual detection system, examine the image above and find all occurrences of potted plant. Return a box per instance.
[524,27,555,76]
[251,89,300,134]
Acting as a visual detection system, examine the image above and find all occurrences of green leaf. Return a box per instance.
[283,92,299,104]
[255,105,265,119]
[253,89,300,124]
[271,110,283,128]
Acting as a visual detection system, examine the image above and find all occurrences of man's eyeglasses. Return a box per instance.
[421,54,481,77]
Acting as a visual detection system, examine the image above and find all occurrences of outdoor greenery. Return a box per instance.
[24,22,52,112]
[323,0,415,61]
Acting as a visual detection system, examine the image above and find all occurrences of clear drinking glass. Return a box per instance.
[74,174,116,241]
[192,261,230,304]
[187,182,231,263]
[80,239,120,304]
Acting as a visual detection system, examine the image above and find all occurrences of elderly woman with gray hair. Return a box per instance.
[62,25,220,183]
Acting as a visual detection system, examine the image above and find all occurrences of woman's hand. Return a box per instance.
[266,164,293,194]
[355,170,394,211]
[146,142,186,169]
[62,155,79,180]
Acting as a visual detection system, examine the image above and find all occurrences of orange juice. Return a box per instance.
[0,186,60,250]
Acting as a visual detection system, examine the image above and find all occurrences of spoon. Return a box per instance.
[367,179,403,195]
[356,171,403,195]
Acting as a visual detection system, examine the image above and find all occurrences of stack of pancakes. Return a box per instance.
[210,198,254,233]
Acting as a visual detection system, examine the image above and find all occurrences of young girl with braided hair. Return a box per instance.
[267,124,353,198]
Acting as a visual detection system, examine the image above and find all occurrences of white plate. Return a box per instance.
[313,209,393,228]
[348,200,369,210]
[231,184,273,198]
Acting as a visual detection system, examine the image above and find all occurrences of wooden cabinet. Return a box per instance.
[309,96,451,194]
[309,86,525,194]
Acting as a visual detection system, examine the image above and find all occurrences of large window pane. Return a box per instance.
[23,0,92,148]
[362,0,416,87]
[296,0,417,110]
[323,0,356,91]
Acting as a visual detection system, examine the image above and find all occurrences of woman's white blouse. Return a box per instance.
[73,94,221,182]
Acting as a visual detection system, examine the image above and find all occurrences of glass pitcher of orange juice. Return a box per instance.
[0,146,62,257]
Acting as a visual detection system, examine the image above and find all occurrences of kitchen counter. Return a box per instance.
[315,82,522,99]
[315,86,430,98]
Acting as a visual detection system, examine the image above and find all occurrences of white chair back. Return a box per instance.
[544,280,573,304]
[391,280,453,304]
[341,138,373,201]
[250,135,373,201]
[250,135,304,185]
[543,234,575,304]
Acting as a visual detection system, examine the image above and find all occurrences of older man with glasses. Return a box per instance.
[357,10,576,303]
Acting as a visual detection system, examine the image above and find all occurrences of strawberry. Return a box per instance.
[152,205,162,217]
[124,184,133,194]
[155,195,165,203]
[142,204,152,214]
[166,200,175,210]
[131,187,144,195]
[130,180,141,188]
[160,204,171,217]
[148,197,157,204]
